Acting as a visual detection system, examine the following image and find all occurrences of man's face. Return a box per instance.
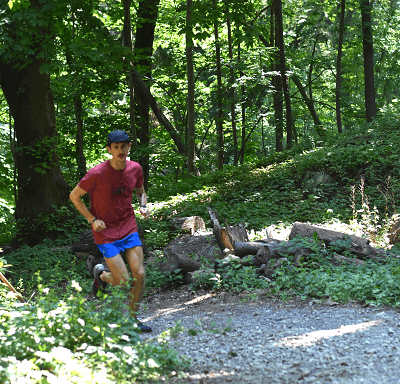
[107,141,131,161]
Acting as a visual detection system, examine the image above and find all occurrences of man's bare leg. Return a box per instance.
[99,247,145,319]
[100,254,130,286]
[125,246,145,319]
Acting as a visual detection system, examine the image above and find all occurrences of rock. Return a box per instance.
[0,246,14,256]
[303,171,336,192]
[263,257,288,279]
[159,234,220,277]
[86,254,103,277]
[331,254,365,266]
[389,216,400,244]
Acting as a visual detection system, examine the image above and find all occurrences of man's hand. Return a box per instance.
[139,206,150,219]
[92,219,106,232]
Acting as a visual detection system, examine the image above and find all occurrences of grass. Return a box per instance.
[2,115,400,382]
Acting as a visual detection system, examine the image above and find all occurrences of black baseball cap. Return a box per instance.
[107,130,130,146]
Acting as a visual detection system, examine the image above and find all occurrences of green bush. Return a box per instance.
[0,282,189,384]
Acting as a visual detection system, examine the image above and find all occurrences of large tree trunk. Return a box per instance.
[360,0,376,122]
[336,0,345,133]
[134,0,160,190]
[0,1,70,245]
[0,59,69,222]
[186,0,195,175]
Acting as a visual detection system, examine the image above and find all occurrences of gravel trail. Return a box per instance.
[140,288,400,383]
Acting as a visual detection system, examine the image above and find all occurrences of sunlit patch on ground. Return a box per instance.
[142,292,217,322]
[276,319,383,348]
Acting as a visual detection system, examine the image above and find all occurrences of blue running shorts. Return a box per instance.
[97,232,142,259]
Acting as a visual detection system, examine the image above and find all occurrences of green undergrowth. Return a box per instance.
[0,280,189,384]
[140,115,400,246]
[2,116,400,382]
[189,236,400,307]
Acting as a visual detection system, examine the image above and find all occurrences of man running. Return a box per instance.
[69,129,151,332]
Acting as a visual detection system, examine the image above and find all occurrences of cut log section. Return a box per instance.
[207,207,249,253]
[170,216,206,235]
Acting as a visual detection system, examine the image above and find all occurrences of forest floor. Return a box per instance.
[133,222,399,384]
[139,285,400,384]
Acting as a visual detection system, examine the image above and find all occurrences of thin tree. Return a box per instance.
[360,0,376,122]
[226,4,238,165]
[213,0,224,169]
[186,0,195,175]
[271,5,283,152]
[238,41,246,164]
[336,0,346,133]
[273,0,293,148]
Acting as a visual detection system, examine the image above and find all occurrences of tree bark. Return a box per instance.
[336,0,345,133]
[0,59,69,222]
[0,1,69,227]
[360,0,376,122]
[186,0,195,175]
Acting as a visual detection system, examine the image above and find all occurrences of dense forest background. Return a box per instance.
[3,1,400,382]
[1,0,399,244]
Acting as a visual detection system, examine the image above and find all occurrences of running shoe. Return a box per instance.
[92,263,107,298]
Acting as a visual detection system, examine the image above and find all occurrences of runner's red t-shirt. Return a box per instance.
[78,160,144,244]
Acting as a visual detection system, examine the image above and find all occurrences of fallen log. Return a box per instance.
[289,222,386,261]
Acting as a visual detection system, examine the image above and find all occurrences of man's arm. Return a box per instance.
[69,186,106,231]
[135,186,150,219]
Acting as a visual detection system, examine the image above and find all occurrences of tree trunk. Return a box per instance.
[336,0,345,133]
[186,0,195,175]
[271,6,283,152]
[226,8,238,165]
[0,59,70,222]
[213,0,224,170]
[122,0,139,160]
[134,0,160,190]
[273,0,293,149]
[291,75,324,136]
[360,0,376,122]
[238,42,246,164]
[74,94,86,181]
[129,67,186,155]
